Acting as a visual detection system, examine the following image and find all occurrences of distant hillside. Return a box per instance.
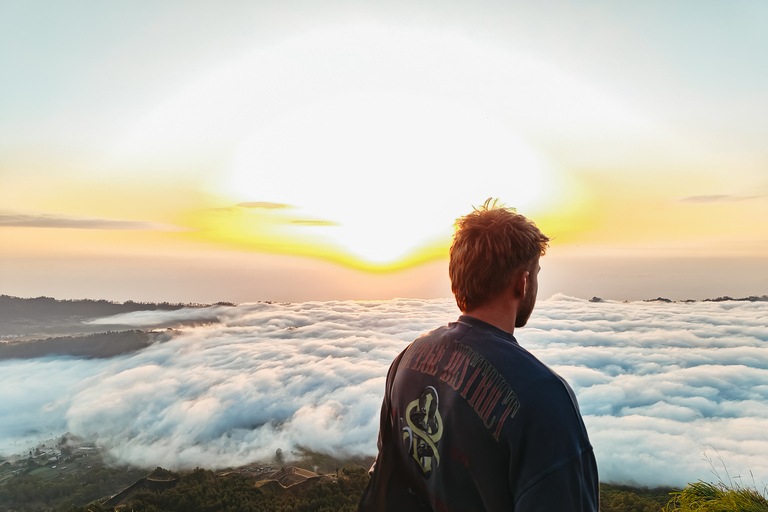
[0,294,235,322]
[646,295,768,303]
[0,295,235,337]
[703,295,768,302]
[588,294,768,304]
[0,330,178,359]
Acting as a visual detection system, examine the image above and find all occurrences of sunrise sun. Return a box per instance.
[216,90,551,267]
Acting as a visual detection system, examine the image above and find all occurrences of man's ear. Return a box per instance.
[514,270,529,298]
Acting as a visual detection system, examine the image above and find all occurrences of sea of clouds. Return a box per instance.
[1,296,767,488]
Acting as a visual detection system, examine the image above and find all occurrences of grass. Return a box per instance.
[665,480,768,511]
[665,454,768,511]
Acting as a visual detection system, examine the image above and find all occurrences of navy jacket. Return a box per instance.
[382,315,599,511]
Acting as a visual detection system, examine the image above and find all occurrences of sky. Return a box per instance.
[2,1,768,302]
[2,297,767,488]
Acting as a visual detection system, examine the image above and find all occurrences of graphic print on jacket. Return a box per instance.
[402,386,443,478]
[399,335,521,448]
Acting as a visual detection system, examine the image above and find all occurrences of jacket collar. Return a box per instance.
[455,315,518,345]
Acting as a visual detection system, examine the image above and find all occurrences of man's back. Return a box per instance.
[360,201,598,511]
[386,315,598,511]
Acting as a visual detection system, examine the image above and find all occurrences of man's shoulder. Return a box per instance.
[408,316,516,351]
[411,320,468,343]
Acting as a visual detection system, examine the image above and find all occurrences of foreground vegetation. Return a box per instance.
[60,473,681,512]
[2,440,765,511]
[3,465,767,512]
[0,465,146,512]
[63,467,369,512]
[600,483,675,511]
[665,481,768,511]
[5,465,765,512]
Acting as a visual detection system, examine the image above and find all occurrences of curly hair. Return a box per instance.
[449,199,550,312]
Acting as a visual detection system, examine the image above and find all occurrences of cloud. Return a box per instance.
[85,305,230,328]
[236,202,291,209]
[291,220,339,226]
[674,195,761,204]
[0,211,192,231]
[1,297,767,488]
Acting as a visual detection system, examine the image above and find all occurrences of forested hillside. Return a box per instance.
[0,330,177,359]
[3,459,766,512]
[0,295,233,337]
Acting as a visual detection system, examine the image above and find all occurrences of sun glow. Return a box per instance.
[216,91,551,267]
[108,22,645,270]
[181,203,453,272]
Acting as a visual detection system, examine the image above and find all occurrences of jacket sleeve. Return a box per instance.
[514,446,599,512]
[509,375,599,512]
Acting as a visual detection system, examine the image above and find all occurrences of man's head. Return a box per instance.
[449,199,550,320]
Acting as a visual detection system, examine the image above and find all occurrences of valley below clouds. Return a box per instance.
[1,296,767,488]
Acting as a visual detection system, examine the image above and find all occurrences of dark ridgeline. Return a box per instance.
[703,295,768,302]
[0,294,234,324]
[0,330,178,360]
[0,295,235,338]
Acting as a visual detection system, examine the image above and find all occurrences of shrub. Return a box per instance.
[665,480,768,511]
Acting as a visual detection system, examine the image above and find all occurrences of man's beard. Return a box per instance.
[515,288,536,328]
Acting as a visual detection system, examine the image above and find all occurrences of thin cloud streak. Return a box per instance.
[1,297,766,488]
[0,211,193,231]
[674,195,761,204]
[236,202,292,209]
[290,220,339,226]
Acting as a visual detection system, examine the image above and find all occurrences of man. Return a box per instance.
[361,200,598,511]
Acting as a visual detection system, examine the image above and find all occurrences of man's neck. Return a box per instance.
[463,300,517,335]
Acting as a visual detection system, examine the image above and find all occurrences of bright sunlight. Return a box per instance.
[217,91,552,267]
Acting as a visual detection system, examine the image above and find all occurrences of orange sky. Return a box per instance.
[1,2,767,303]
